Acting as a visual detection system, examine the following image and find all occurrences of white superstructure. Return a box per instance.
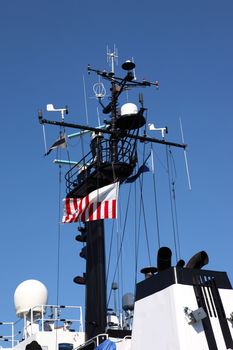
[132,267,233,350]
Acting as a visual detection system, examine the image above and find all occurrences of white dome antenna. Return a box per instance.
[121,103,138,116]
[14,280,48,318]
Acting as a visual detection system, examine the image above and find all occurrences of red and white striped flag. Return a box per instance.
[62,182,119,223]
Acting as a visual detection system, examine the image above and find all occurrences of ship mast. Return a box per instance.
[38,56,186,341]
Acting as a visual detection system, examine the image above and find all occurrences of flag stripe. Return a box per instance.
[73,198,78,212]
[96,202,101,220]
[65,198,72,222]
[65,198,71,215]
[89,203,94,221]
[81,195,89,222]
[112,199,116,219]
[79,198,83,221]
[104,201,109,219]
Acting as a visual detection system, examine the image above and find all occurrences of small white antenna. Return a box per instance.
[96,107,101,126]
[42,124,48,154]
[93,81,106,99]
[179,117,192,191]
[107,44,118,74]
[46,104,68,121]
[132,57,137,80]
[150,148,155,174]
[148,123,167,139]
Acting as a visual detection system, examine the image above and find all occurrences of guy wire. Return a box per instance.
[166,145,178,261]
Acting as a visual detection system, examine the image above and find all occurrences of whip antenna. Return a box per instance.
[38,109,48,154]
[179,117,192,190]
[139,93,144,108]
[132,57,136,80]
[83,75,89,124]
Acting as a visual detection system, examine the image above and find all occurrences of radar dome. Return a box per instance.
[121,103,138,116]
[14,279,48,318]
[122,293,134,311]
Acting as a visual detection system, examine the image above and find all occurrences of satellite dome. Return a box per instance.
[121,103,138,116]
[14,279,48,318]
[122,293,134,311]
[117,103,145,130]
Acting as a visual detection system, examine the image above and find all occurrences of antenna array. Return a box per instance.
[107,45,118,74]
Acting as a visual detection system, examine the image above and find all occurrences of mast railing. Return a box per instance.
[65,138,136,195]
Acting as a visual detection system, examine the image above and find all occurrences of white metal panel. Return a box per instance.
[131,284,209,350]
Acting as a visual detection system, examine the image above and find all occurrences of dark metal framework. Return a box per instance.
[65,137,137,197]
[38,117,186,150]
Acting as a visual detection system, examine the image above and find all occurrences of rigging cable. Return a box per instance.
[117,217,123,318]
[134,180,138,289]
[134,171,144,286]
[55,141,63,308]
[139,142,152,266]
[107,185,132,308]
[166,145,178,261]
[169,149,181,259]
[64,130,73,172]
[134,148,152,287]
[165,145,181,261]
[117,186,124,316]
[138,174,152,266]
[106,220,115,283]
[119,216,124,317]
[150,144,161,248]
[55,145,63,350]
[172,180,181,260]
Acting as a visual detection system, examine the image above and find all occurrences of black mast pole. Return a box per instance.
[85,130,108,340]
[85,75,121,340]
[85,220,106,340]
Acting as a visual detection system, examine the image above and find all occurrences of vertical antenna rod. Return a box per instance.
[107,45,118,74]
[83,75,89,124]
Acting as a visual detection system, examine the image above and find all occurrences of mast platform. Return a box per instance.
[65,138,136,198]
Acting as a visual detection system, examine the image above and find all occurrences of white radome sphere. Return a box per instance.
[121,103,138,116]
[14,279,48,318]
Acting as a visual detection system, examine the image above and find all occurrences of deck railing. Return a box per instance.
[0,304,83,348]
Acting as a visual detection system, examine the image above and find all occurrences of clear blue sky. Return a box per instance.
[1,0,233,327]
